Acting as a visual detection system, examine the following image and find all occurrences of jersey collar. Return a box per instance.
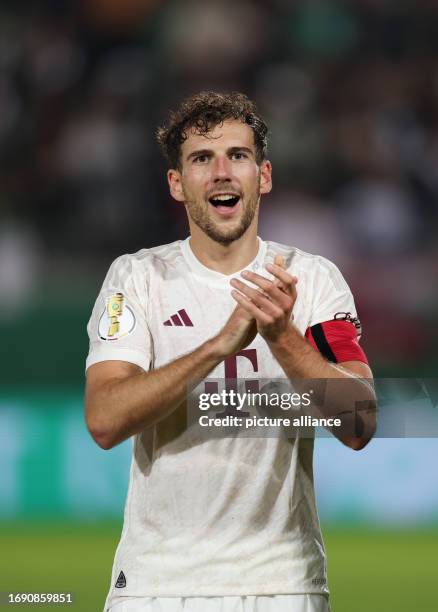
[180,236,267,285]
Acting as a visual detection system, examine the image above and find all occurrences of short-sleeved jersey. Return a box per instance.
[86,237,366,610]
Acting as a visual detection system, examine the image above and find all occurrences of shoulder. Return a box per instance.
[265,239,344,279]
[108,239,184,276]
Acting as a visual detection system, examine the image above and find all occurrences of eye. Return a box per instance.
[231,151,248,160]
[193,154,210,163]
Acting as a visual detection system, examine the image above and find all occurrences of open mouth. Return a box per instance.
[208,193,241,212]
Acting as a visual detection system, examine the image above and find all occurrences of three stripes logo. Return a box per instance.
[163,309,193,327]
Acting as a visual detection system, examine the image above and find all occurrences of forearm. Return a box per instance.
[86,338,223,449]
[268,323,348,378]
[230,261,376,448]
[268,324,377,447]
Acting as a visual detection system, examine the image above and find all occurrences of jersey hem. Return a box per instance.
[106,585,330,602]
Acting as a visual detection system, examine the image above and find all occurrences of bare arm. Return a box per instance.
[266,326,376,449]
[230,257,376,450]
[85,304,257,449]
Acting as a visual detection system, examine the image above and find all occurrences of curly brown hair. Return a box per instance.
[156,91,268,170]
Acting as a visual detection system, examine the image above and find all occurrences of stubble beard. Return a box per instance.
[184,189,260,246]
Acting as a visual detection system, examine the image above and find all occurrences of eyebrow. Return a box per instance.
[186,146,255,161]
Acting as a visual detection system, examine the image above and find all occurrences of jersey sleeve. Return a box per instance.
[86,254,152,372]
[305,257,368,365]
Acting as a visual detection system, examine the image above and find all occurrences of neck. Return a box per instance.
[188,221,260,275]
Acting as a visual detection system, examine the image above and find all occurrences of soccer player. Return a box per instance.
[85,92,376,612]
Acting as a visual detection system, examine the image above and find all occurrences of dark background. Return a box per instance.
[1,0,437,384]
[1,2,437,611]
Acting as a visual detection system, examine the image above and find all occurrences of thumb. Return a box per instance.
[273,254,287,291]
[274,254,285,269]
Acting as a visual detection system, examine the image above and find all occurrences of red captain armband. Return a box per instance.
[305,319,369,365]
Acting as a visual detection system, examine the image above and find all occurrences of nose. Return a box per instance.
[212,155,232,182]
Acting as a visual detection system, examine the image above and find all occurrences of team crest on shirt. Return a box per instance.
[98,292,136,341]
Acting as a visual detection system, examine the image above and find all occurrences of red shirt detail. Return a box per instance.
[305,320,369,365]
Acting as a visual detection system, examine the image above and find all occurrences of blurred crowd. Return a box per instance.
[1,0,437,375]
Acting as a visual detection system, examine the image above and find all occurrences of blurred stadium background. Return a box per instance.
[1,1,437,610]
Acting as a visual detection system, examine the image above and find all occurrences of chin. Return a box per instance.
[205,225,248,246]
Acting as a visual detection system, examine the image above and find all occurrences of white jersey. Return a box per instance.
[86,237,360,609]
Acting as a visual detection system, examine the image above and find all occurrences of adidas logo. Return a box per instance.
[163,309,193,327]
[115,570,126,588]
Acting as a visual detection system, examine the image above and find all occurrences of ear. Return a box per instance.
[167,169,185,202]
[259,160,272,195]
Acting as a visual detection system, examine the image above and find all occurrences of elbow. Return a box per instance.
[92,431,116,451]
[87,422,116,450]
[345,398,377,451]
[99,438,116,450]
[346,436,372,451]
[85,409,117,450]
[344,422,376,451]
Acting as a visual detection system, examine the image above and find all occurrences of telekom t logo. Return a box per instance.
[204,349,260,416]
[224,349,259,394]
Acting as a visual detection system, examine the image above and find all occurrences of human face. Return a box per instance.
[167,120,272,246]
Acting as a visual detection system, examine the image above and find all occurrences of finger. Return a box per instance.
[241,269,294,298]
[231,276,289,313]
[272,256,286,289]
[241,270,273,292]
[266,263,298,296]
[274,254,285,269]
[266,263,295,285]
[230,279,284,315]
[242,270,293,309]
[231,290,273,325]
[271,256,298,285]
